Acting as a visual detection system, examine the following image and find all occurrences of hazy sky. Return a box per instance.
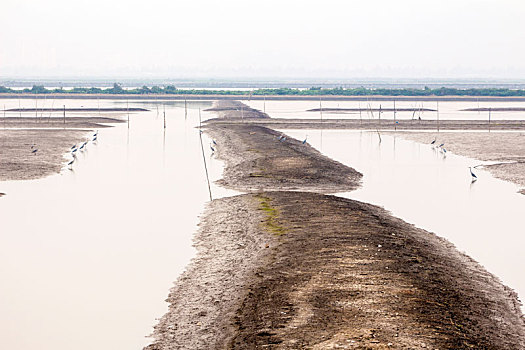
[2,0,525,79]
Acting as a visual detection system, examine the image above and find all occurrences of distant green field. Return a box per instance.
[2,83,525,97]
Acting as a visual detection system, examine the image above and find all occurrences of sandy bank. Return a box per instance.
[148,192,525,349]
[204,122,361,193]
[205,100,270,119]
[461,107,525,112]
[208,118,525,131]
[0,117,123,182]
[388,131,525,194]
[148,101,525,349]
[0,116,124,129]
[5,107,148,112]
[308,107,437,113]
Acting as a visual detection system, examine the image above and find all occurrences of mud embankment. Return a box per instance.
[205,100,270,119]
[308,107,437,113]
[208,117,525,131]
[0,117,123,181]
[205,123,361,193]
[147,101,525,349]
[5,107,148,112]
[0,116,124,129]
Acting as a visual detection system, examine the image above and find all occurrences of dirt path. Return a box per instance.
[147,101,525,349]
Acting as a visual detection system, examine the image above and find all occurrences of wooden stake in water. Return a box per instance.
[18,99,21,118]
[489,107,492,131]
[4,104,6,129]
[393,100,397,131]
[41,95,46,119]
[199,107,202,129]
[478,98,480,114]
[184,97,187,120]
[199,125,213,201]
[241,105,244,121]
[63,105,66,125]
[358,101,362,125]
[319,96,323,121]
[163,105,166,129]
[127,100,130,127]
[263,96,266,113]
[48,98,54,122]
[437,101,440,132]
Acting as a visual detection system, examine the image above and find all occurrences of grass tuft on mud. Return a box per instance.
[255,193,288,236]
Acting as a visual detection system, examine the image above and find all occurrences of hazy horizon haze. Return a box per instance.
[2,0,525,80]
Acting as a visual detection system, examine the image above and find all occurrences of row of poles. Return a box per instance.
[316,98,495,132]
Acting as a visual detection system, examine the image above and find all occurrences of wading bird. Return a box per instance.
[31,149,38,154]
[302,136,308,144]
[212,139,217,146]
[210,144,215,152]
[469,167,478,181]
[438,143,445,148]
[430,138,436,145]
[67,159,75,168]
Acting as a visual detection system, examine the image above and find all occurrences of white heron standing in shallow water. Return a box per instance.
[469,167,478,181]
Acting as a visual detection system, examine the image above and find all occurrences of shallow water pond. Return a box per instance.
[0,99,232,350]
[248,99,525,121]
[285,129,525,307]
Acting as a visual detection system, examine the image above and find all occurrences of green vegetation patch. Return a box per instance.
[255,194,288,236]
[3,83,525,97]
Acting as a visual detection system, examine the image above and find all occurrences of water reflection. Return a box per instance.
[285,129,525,307]
[248,100,525,121]
[0,99,235,350]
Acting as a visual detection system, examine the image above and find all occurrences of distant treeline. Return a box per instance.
[2,83,525,97]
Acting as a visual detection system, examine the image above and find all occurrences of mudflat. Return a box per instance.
[0,117,123,181]
[209,118,525,131]
[147,101,525,349]
[388,131,525,194]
